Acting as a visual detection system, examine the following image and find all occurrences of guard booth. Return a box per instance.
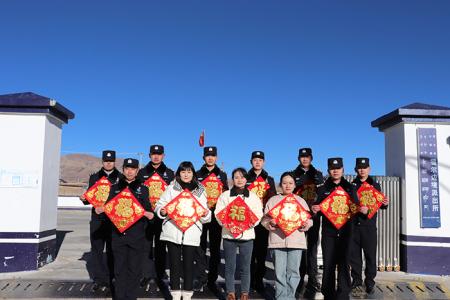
[372,103,450,275]
[0,92,74,272]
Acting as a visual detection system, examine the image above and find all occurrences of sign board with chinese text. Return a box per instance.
[417,128,441,228]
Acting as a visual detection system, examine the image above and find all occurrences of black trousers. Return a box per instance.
[321,233,352,300]
[299,214,320,285]
[250,224,269,285]
[89,214,114,284]
[112,236,145,300]
[195,216,222,284]
[142,218,167,279]
[167,242,196,291]
[350,225,377,288]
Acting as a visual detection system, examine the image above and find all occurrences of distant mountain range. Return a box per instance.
[59,154,282,196]
[60,154,124,183]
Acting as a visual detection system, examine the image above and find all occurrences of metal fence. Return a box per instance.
[345,175,401,272]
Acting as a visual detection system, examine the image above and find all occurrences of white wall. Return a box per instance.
[384,123,408,232]
[39,115,63,232]
[0,114,46,233]
[384,121,450,238]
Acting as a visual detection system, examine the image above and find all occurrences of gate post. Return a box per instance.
[372,103,450,275]
[0,92,74,272]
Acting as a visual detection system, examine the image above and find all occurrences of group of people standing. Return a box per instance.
[80,145,388,300]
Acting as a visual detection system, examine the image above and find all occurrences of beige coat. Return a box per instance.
[261,194,313,249]
[215,189,264,240]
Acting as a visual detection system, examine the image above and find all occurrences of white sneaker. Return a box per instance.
[171,290,182,300]
[182,290,194,300]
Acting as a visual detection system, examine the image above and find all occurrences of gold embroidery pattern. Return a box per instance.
[205,182,221,199]
[94,185,110,204]
[360,190,376,206]
[300,184,317,202]
[229,205,246,221]
[104,202,113,214]
[321,200,330,211]
[115,198,134,218]
[331,196,349,214]
[349,202,359,215]
[250,183,268,200]
[164,191,206,232]
[148,181,164,199]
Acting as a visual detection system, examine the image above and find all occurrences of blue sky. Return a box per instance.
[1,0,450,180]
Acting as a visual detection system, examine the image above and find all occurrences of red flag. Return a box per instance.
[199,130,205,147]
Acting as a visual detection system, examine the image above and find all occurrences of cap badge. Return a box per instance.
[257,152,260,155]
[128,159,132,163]
[155,146,159,150]
[302,150,306,153]
[107,153,111,157]
[362,159,366,163]
[333,160,338,164]
[209,147,212,151]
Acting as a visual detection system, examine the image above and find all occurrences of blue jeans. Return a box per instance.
[223,239,253,293]
[272,248,303,300]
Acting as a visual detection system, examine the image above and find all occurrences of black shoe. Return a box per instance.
[207,281,219,293]
[140,277,151,288]
[303,287,317,299]
[193,280,206,292]
[155,278,167,290]
[366,286,375,295]
[298,277,305,290]
[254,280,265,294]
[352,281,363,289]
[305,281,320,292]
[157,272,169,280]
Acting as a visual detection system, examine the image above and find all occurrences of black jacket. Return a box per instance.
[352,176,388,227]
[106,178,152,239]
[245,168,277,205]
[196,164,229,191]
[84,168,123,219]
[293,164,325,206]
[315,177,359,237]
[293,164,325,188]
[137,162,174,185]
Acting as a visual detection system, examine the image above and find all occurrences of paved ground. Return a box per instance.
[0,210,449,299]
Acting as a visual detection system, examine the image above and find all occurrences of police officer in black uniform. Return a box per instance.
[311,158,360,300]
[193,146,229,292]
[104,158,154,300]
[246,151,277,294]
[138,145,175,287]
[80,150,122,290]
[350,158,389,295]
[293,147,324,297]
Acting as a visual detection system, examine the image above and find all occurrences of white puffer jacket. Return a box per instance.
[155,181,211,246]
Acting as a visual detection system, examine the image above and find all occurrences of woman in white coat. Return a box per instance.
[155,161,211,300]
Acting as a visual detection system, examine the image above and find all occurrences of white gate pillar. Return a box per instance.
[372,103,450,275]
[0,92,74,272]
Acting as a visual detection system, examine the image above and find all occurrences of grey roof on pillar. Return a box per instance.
[371,102,450,131]
[0,92,75,123]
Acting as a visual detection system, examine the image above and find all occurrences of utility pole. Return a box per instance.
[137,152,144,168]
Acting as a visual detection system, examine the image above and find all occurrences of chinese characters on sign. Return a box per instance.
[417,128,441,228]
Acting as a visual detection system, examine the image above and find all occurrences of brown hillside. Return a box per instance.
[60,154,123,183]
